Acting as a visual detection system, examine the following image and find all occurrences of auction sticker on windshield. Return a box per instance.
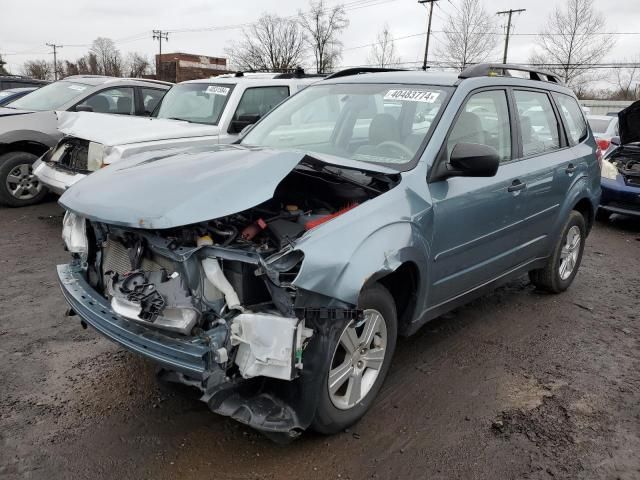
[68,85,87,92]
[205,86,230,96]
[384,89,440,103]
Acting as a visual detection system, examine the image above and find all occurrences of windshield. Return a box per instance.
[155,83,234,125]
[241,83,449,169]
[7,81,92,111]
[588,118,614,135]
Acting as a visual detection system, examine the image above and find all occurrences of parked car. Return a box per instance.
[0,75,171,207]
[56,64,600,440]
[0,75,48,91]
[0,87,39,106]
[598,100,640,220]
[587,114,619,154]
[34,72,321,196]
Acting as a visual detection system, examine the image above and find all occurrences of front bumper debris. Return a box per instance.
[34,160,85,196]
[58,263,361,436]
[57,263,212,378]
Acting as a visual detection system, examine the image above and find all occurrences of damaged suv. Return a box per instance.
[56,64,600,440]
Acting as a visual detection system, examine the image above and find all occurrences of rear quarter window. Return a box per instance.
[554,93,588,145]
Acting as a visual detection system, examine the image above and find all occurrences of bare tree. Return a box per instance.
[610,58,640,100]
[436,0,499,71]
[529,0,613,88]
[226,14,306,72]
[368,25,400,68]
[125,52,151,78]
[21,60,53,80]
[298,0,349,73]
[90,37,123,76]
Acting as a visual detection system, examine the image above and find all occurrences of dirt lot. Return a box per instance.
[0,199,638,480]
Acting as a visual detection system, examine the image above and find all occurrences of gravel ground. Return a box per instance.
[0,199,638,480]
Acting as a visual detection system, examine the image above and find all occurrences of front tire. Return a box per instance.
[529,210,586,293]
[312,283,397,434]
[0,152,48,207]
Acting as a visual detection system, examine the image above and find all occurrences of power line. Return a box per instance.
[418,0,438,70]
[496,8,526,63]
[45,43,62,80]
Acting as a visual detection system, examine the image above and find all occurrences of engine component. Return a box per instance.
[108,270,199,335]
[267,219,305,249]
[305,203,358,230]
[241,218,267,241]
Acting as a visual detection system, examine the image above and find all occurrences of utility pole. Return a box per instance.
[496,9,525,64]
[46,43,62,80]
[152,30,169,79]
[418,0,438,71]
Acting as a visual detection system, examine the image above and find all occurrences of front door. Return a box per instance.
[428,88,529,306]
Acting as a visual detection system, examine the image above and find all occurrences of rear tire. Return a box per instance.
[529,210,586,293]
[0,152,48,207]
[312,284,397,434]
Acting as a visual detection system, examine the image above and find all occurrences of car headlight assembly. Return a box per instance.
[86,142,105,171]
[62,211,88,262]
[601,159,618,180]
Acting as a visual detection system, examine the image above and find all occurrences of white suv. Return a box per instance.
[34,72,321,195]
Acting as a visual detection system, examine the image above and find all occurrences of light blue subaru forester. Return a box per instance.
[57,63,600,440]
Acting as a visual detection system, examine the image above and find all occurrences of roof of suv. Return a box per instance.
[62,75,173,87]
[183,72,322,85]
[319,64,574,94]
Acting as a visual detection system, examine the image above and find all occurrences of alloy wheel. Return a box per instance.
[5,163,42,200]
[559,225,581,280]
[328,309,388,410]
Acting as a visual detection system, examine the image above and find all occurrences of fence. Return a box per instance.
[579,100,633,116]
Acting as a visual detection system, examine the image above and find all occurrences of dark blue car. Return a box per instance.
[599,100,640,219]
[0,87,38,106]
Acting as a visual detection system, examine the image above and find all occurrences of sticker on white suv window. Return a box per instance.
[384,89,440,103]
[67,85,87,92]
[205,86,230,96]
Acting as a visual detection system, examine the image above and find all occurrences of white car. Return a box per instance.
[586,114,619,154]
[34,72,321,194]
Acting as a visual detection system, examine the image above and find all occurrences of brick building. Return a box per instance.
[155,53,227,83]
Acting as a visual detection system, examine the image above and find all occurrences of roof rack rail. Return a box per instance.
[458,63,562,84]
[120,77,174,86]
[274,67,325,79]
[324,67,407,80]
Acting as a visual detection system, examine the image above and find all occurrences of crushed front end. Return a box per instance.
[56,160,395,436]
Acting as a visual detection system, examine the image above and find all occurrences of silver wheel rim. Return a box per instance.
[328,309,388,410]
[559,225,581,280]
[6,163,42,200]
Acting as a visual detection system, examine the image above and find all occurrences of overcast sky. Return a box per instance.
[1,0,638,83]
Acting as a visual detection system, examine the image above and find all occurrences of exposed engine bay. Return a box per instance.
[608,147,640,186]
[75,162,398,383]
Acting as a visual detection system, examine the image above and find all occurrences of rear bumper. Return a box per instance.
[34,160,86,196]
[57,264,212,379]
[600,177,640,216]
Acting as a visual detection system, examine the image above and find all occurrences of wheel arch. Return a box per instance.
[0,140,50,159]
[572,197,595,234]
[363,261,421,336]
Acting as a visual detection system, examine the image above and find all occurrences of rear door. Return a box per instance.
[429,88,529,306]
[510,89,573,260]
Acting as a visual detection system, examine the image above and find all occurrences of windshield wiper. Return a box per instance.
[166,117,193,123]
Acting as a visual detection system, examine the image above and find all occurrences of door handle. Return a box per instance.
[565,163,577,174]
[507,180,526,193]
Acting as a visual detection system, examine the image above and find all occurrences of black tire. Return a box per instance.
[529,210,586,293]
[595,208,612,222]
[312,283,398,434]
[0,151,48,207]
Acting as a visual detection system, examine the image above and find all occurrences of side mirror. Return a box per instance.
[229,113,261,134]
[448,143,500,177]
[75,104,93,112]
[610,136,620,146]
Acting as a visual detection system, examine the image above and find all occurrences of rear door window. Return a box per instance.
[514,90,561,156]
[82,87,135,115]
[553,93,588,145]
